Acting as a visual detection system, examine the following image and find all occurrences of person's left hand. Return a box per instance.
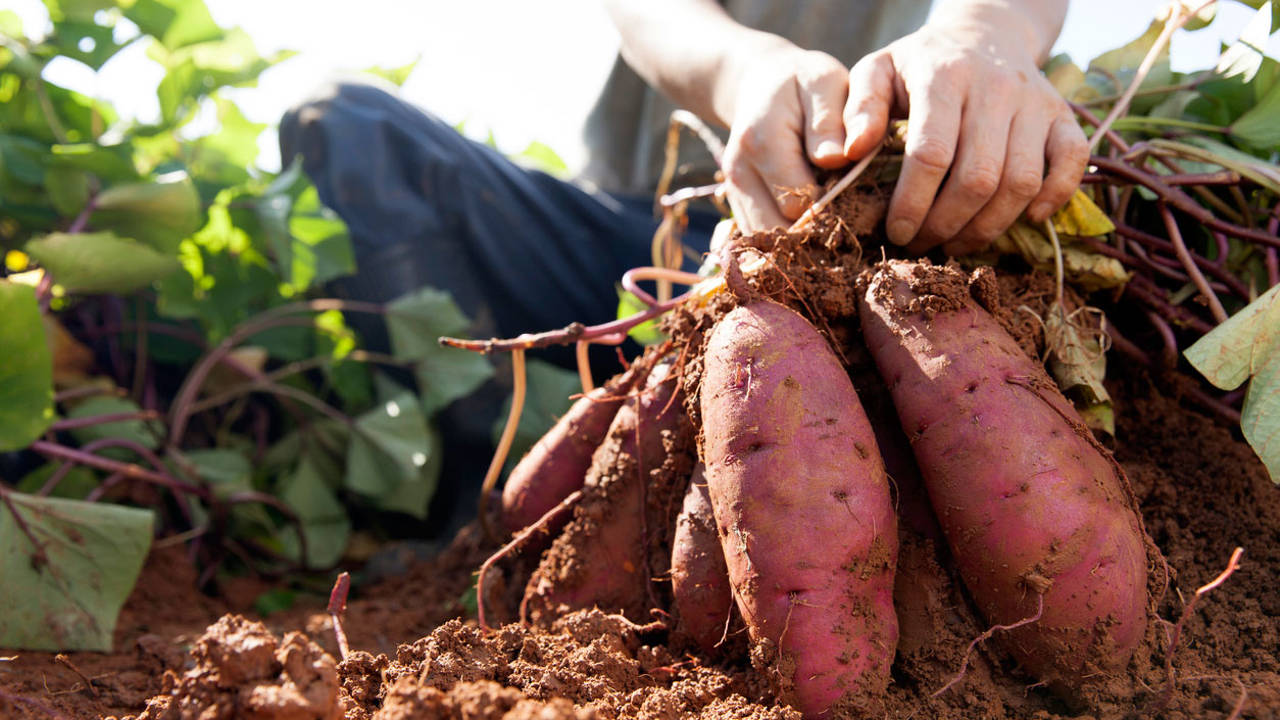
[842,17,1089,256]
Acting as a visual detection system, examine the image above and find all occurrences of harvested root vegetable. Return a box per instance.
[700,300,898,719]
[501,364,643,534]
[524,357,689,622]
[670,463,732,653]
[858,260,1149,692]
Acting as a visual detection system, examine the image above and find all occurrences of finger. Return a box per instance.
[946,110,1048,255]
[843,51,896,161]
[886,72,962,246]
[1027,115,1089,222]
[798,55,850,169]
[723,157,791,233]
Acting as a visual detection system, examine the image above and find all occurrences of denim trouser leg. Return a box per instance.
[279,80,716,534]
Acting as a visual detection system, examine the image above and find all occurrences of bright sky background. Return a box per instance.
[7,0,1278,173]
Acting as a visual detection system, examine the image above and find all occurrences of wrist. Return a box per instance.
[925,0,1064,65]
[710,32,797,127]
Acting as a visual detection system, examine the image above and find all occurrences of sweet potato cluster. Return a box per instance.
[497,255,1153,719]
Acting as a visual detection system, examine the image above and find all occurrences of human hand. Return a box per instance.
[842,17,1088,255]
[718,42,854,233]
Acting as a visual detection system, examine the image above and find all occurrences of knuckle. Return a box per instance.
[1006,169,1043,199]
[959,163,1001,198]
[907,137,954,173]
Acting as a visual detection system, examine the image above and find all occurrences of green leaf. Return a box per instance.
[0,282,54,451]
[1088,20,1173,107]
[0,491,153,651]
[1185,285,1280,482]
[125,0,223,49]
[345,392,440,518]
[616,286,667,345]
[91,173,203,254]
[25,232,181,294]
[41,0,113,23]
[515,141,568,177]
[492,359,581,474]
[279,452,350,568]
[385,287,494,414]
[1230,80,1280,152]
[16,464,98,500]
[361,56,419,87]
[43,165,91,216]
[253,588,297,616]
[48,20,130,69]
[66,396,162,454]
[49,143,140,183]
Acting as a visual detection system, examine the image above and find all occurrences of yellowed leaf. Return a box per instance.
[993,221,1129,292]
[1051,190,1116,237]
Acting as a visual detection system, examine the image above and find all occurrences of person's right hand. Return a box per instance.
[719,42,853,233]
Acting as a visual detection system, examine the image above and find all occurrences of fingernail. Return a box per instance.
[887,219,914,246]
[1028,202,1051,221]
[815,139,842,160]
[845,114,869,154]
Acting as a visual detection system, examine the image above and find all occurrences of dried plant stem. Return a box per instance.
[479,349,527,541]
[575,340,594,394]
[1088,0,1216,153]
[622,267,707,308]
[1158,202,1229,323]
[789,143,884,232]
[327,572,352,662]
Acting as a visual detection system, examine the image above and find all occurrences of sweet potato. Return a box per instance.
[670,463,732,653]
[524,358,688,622]
[858,260,1148,689]
[701,300,898,719]
[501,365,643,534]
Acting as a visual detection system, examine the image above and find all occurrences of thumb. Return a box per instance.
[843,51,896,160]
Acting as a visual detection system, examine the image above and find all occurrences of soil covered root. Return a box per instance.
[111,614,342,720]
[521,351,698,626]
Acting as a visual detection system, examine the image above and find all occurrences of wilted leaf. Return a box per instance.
[25,232,181,294]
[1185,285,1280,482]
[0,281,54,451]
[1051,190,1116,237]
[1045,306,1114,436]
[1043,54,1096,103]
[385,287,494,414]
[990,222,1131,292]
[91,173,202,254]
[0,491,153,651]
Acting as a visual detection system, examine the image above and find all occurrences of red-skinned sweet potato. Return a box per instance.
[858,260,1148,690]
[524,358,688,622]
[501,364,643,534]
[701,300,898,719]
[670,463,732,653]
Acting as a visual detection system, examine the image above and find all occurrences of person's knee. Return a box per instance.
[279,78,402,173]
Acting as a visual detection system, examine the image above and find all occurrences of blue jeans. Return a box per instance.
[279,81,717,533]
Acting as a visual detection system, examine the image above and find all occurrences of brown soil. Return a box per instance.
[1,189,1277,720]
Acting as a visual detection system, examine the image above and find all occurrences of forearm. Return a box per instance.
[926,0,1068,64]
[602,0,793,128]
